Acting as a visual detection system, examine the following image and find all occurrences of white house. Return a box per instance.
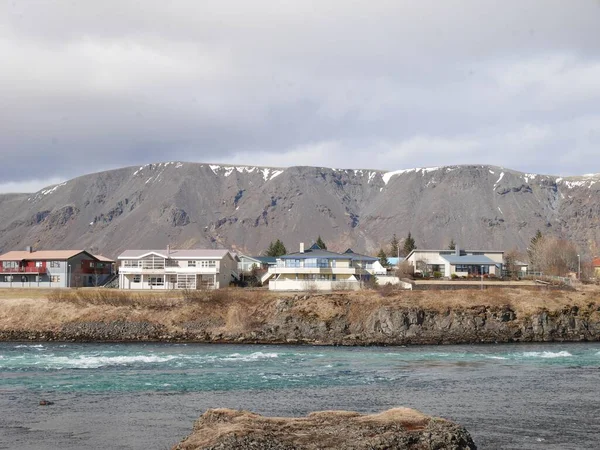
[405,248,504,277]
[118,248,239,290]
[266,244,378,291]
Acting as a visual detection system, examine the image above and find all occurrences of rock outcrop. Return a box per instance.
[173,408,477,450]
[1,290,599,345]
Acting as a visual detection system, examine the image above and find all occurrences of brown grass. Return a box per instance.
[0,286,598,337]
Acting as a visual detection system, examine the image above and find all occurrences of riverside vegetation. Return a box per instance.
[0,287,599,344]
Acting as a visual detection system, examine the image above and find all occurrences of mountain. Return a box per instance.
[1,162,599,258]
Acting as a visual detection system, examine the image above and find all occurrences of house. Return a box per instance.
[266,243,378,291]
[117,248,240,290]
[0,247,114,288]
[238,255,277,273]
[404,248,504,277]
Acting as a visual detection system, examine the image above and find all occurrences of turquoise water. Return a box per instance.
[1,342,598,393]
[1,342,600,449]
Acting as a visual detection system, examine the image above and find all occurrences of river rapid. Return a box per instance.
[1,342,599,449]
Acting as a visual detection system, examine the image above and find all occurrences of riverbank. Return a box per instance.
[0,287,599,344]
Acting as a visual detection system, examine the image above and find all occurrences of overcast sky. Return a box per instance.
[1,1,600,192]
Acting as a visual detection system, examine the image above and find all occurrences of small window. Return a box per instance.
[150,277,164,286]
[90,262,95,268]
[51,275,60,282]
[133,275,141,283]
[188,260,196,267]
[35,261,43,268]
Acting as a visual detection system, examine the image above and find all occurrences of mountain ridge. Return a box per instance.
[1,162,599,258]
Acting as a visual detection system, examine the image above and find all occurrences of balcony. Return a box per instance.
[0,267,45,274]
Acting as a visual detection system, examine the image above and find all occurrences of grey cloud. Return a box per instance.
[1,0,600,191]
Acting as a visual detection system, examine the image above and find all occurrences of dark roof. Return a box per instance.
[441,255,498,265]
[280,247,377,261]
[343,248,378,262]
[252,256,277,264]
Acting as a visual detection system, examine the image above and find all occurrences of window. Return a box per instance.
[2,261,17,269]
[50,261,60,268]
[133,275,141,283]
[188,260,196,267]
[317,259,329,268]
[90,262,95,268]
[285,259,301,268]
[200,260,216,268]
[35,261,43,268]
[51,275,60,282]
[4,276,13,282]
[150,277,164,286]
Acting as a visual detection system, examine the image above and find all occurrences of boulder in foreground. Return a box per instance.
[173,408,477,450]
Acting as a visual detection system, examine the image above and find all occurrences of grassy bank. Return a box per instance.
[0,286,598,344]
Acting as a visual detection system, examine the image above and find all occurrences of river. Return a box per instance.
[1,342,599,449]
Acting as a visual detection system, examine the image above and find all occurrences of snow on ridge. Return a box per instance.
[493,172,505,189]
[382,167,441,185]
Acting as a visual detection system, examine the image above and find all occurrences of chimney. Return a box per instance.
[167,245,171,256]
[299,242,304,253]
[25,246,33,253]
[455,246,460,256]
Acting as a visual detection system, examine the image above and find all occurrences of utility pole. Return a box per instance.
[480,265,484,290]
[577,254,581,280]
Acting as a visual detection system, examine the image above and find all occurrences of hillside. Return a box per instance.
[1,162,599,257]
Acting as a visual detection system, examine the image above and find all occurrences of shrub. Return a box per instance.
[433,271,442,279]
[451,274,458,280]
[378,282,395,297]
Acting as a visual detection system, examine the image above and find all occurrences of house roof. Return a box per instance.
[405,249,504,260]
[280,246,377,261]
[93,254,115,263]
[441,255,498,265]
[253,256,277,264]
[117,249,238,261]
[0,250,91,261]
[342,248,379,262]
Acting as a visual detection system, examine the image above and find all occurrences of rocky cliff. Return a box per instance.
[1,162,600,256]
[1,288,599,345]
[173,408,477,450]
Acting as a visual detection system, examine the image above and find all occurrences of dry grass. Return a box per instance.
[0,286,598,336]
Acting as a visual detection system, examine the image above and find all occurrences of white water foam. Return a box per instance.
[39,354,178,369]
[221,352,279,362]
[522,351,572,359]
[14,344,44,349]
[485,355,508,360]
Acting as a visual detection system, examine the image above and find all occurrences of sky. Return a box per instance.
[1,0,600,193]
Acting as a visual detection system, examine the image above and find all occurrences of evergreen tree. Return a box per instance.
[389,233,399,257]
[315,236,327,250]
[377,248,389,267]
[528,230,543,270]
[402,231,416,256]
[449,239,456,250]
[265,239,287,257]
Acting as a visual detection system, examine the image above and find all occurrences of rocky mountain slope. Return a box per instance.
[0,162,599,257]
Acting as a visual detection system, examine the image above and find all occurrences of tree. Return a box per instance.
[448,239,456,250]
[389,233,399,257]
[377,248,389,267]
[528,235,578,277]
[315,236,327,250]
[402,232,416,256]
[528,230,544,271]
[265,239,287,257]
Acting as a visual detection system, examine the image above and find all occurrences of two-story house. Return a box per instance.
[266,243,378,291]
[0,247,114,288]
[117,248,240,290]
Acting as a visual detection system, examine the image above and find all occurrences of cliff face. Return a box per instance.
[1,162,600,256]
[1,289,599,345]
[173,408,477,450]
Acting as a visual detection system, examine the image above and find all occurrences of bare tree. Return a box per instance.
[530,236,578,276]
